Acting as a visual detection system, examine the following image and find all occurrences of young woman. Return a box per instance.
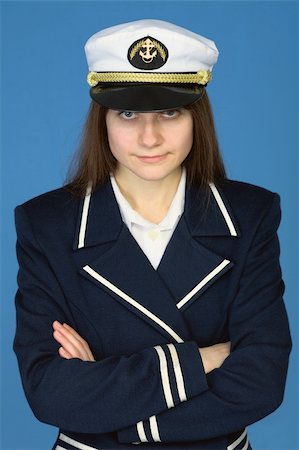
[13,19,291,450]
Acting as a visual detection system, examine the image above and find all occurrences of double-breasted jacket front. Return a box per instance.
[13,178,291,450]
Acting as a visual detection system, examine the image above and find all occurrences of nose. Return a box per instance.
[138,115,163,149]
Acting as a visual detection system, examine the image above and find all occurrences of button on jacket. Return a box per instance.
[13,178,292,450]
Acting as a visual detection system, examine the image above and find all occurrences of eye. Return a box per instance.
[119,111,136,120]
[161,110,179,118]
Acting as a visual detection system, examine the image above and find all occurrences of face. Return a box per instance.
[105,108,193,184]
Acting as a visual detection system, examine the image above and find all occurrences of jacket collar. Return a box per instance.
[74,179,238,343]
[73,179,240,250]
[184,182,240,237]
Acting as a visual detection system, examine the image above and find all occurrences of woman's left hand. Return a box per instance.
[52,320,95,362]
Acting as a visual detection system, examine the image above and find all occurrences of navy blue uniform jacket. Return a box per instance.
[14,179,292,450]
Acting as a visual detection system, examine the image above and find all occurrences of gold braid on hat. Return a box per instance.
[87,70,212,87]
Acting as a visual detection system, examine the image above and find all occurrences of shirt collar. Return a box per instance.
[110,167,186,232]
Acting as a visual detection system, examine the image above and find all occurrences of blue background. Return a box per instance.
[1,1,298,449]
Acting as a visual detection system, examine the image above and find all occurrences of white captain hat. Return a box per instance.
[84,19,219,112]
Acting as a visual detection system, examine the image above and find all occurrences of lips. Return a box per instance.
[137,154,168,163]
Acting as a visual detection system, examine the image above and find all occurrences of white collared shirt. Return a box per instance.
[110,168,186,269]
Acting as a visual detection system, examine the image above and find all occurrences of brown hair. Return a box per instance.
[64,90,226,197]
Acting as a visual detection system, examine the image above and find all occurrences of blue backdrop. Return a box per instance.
[1,1,298,449]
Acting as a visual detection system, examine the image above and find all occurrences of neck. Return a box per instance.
[114,168,182,223]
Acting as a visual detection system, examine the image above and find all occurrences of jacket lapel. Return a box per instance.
[74,181,191,343]
[157,183,239,311]
[157,217,233,311]
[74,179,239,341]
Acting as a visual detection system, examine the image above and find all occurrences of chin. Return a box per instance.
[132,165,180,182]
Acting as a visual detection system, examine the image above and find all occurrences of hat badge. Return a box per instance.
[140,38,158,63]
[128,36,169,70]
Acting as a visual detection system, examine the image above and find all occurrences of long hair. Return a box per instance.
[65,90,226,197]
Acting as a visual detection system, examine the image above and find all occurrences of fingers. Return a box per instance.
[59,322,86,344]
[54,329,94,361]
[52,321,95,362]
[53,328,85,359]
[58,346,73,359]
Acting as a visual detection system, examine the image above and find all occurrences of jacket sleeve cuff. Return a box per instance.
[118,341,208,444]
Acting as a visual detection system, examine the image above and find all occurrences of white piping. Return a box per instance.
[149,415,161,442]
[240,439,249,450]
[227,429,247,450]
[83,265,184,343]
[78,183,92,249]
[59,433,98,450]
[209,183,238,236]
[154,346,175,408]
[167,344,187,402]
[58,430,248,450]
[136,421,148,442]
[176,259,231,309]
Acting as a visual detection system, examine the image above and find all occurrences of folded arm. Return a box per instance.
[117,194,292,443]
[53,320,230,374]
[14,205,209,434]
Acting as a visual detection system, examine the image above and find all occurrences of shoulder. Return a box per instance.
[15,186,81,219]
[16,185,80,212]
[217,179,281,233]
[218,179,280,212]
[219,178,278,202]
[14,185,82,239]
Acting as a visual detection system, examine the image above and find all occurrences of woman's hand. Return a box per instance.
[52,320,229,370]
[199,341,231,374]
[52,320,95,362]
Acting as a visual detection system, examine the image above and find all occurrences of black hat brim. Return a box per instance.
[90,84,205,112]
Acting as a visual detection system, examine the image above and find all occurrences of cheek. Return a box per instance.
[108,134,138,167]
[177,123,194,155]
[106,125,134,156]
[106,115,125,154]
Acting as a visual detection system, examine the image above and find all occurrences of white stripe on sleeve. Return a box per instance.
[154,346,175,408]
[167,343,187,402]
[149,415,161,442]
[136,421,148,442]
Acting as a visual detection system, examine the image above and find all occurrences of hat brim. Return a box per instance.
[89,84,205,112]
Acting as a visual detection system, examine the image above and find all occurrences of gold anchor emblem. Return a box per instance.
[128,36,168,69]
[139,38,157,64]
